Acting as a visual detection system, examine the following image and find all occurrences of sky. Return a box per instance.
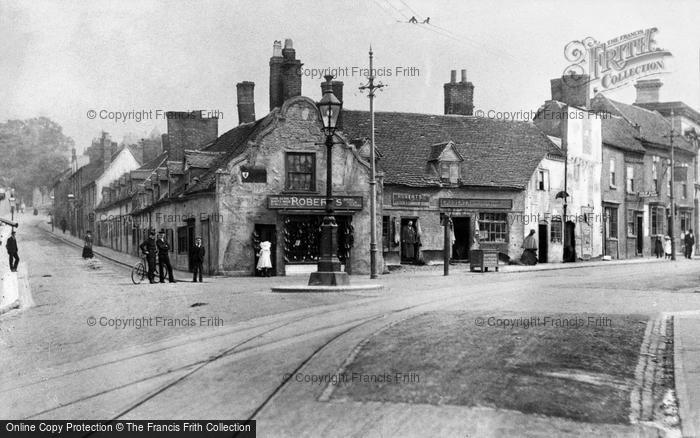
[1,0,699,152]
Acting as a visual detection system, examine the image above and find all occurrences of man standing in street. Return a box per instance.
[190,236,205,283]
[139,229,158,284]
[684,229,695,259]
[157,229,175,283]
[6,229,19,272]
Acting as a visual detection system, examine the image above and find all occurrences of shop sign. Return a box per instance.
[241,166,267,183]
[439,198,512,209]
[268,195,363,210]
[637,191,658,198]
[392,193,430,207]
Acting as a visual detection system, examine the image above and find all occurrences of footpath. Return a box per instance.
[34,216,700,436]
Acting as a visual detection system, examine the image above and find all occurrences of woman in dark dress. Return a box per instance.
[82,231,94,259]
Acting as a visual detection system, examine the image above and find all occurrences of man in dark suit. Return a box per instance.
[684,229,695,259]
[157,229,175,283]
[6,229,19,272]
[139,229,158,284]
[190,236,205,282]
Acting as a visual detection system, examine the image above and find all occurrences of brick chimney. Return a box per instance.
[237,81,256,124]
[444,69,474,116]
[269,40,283,111]
[321,80,344,129]
[281,39,303,102]
[165,111,218,161]
[102,132,112,172]
[635,79,662,104]
[550,73,590,108]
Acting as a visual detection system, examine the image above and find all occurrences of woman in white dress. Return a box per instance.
[257,241,272,277]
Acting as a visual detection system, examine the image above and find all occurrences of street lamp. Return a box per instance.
[309,75,349,286]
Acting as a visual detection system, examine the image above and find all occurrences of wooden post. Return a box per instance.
[444,215,450,276]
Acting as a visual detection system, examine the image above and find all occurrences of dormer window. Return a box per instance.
[430,141,463,185]
[440,162,460,184]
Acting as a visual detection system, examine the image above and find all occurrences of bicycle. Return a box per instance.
[131,254,152,284]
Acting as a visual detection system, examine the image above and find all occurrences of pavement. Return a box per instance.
[6,214,700,437]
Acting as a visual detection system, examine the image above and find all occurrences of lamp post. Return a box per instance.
[309,75,350,286]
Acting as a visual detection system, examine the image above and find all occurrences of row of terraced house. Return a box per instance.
[52,39,700,277]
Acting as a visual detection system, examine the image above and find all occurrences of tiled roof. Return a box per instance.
[341,110,562,189]
[634,101,700,124]
[137,151,168,171]
[184,150,226,169]
[601,116,646,154]
[167,161,184,175]
[591,94,694,153]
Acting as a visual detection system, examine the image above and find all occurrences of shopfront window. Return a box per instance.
[285,152,316,191]
[680,210,691,232]
[283,216,353,263]
[604,206,618,239]
[478,212,508,243]
[650,205,664,235]
[551,218,562,243]
[627,210,636,237]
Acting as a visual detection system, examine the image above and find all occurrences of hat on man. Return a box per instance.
[158,228,166,235]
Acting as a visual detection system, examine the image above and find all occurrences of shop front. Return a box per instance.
[267,194,361,275]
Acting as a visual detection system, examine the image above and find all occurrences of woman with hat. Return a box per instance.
[82,230,94,259]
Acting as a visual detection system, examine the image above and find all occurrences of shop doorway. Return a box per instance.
[451,217,471,261]
[186,219,195,271]
[400,217,418,263]
[564,221,576,262]
[538,223,548,263]
[636,215,644,255]
[201,219,211,274]
[254,224,277,276]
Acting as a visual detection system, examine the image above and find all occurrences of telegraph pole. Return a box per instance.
[359,46,385,279]
[666,109,677,260]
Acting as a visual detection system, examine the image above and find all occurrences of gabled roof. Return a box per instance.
[341,110,562,189]
[427,141,464,162]
[591,94,694,153]
[634,101,700,124]
[601,116,646,154]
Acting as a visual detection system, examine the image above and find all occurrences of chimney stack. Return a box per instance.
[237,81,256,124]
[634,79,662,104]
[444,69,474,116]
[550,73,591,108]
[269,40,283,111]
[281,39,303,103]
[102,132,112,172]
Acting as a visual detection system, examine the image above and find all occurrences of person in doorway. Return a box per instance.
[664,235,672,260]
[654,235,664,258]
[60,218,67,234]
[82,231,94,259]
[157,229,175,283]
[684,229,695,259]
[257,240,272,277]
[414,219,423,264]
[521,229,538,265]
[6,229,19,272]
[401,221,416,262]
[139,229,158,284]
[190,236,205,282]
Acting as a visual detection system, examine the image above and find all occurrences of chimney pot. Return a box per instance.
[461,69,467,83]
[284,38,293,49]
[450,70,457,84]
[272,40,282,57]
[444,70,474,116]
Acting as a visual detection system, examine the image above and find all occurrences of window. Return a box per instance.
[551,218,562,243]
[682,183,687,199]
[604,206,618,239]
[680,210,691,232]
[478,212,508,243]
[650,205,664,235]
[652,160,658,193]
[440,162,460,184]
[166,229,174,253]
[537,170,547,191]
[609,159,616,187]
[627,210,636,237]
[177,226,188,254]
[626,165,634,193]
[285,152,316,191]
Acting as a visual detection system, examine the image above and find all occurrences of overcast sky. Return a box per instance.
[2,0,699,152]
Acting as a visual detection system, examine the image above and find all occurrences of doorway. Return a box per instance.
[564,221,576,262]
[636,215,644,255]
[538,223,548,263]
[400,218,418,263]
[254,224,277,276]
[452,217,471,261]
[201,219,211,274]
[186,219,195,271]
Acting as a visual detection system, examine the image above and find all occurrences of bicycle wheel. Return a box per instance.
[131,261,146,284]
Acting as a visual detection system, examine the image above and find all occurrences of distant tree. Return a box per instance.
[0,117,72,201]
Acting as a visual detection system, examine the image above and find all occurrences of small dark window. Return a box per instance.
[551,218,562,243]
